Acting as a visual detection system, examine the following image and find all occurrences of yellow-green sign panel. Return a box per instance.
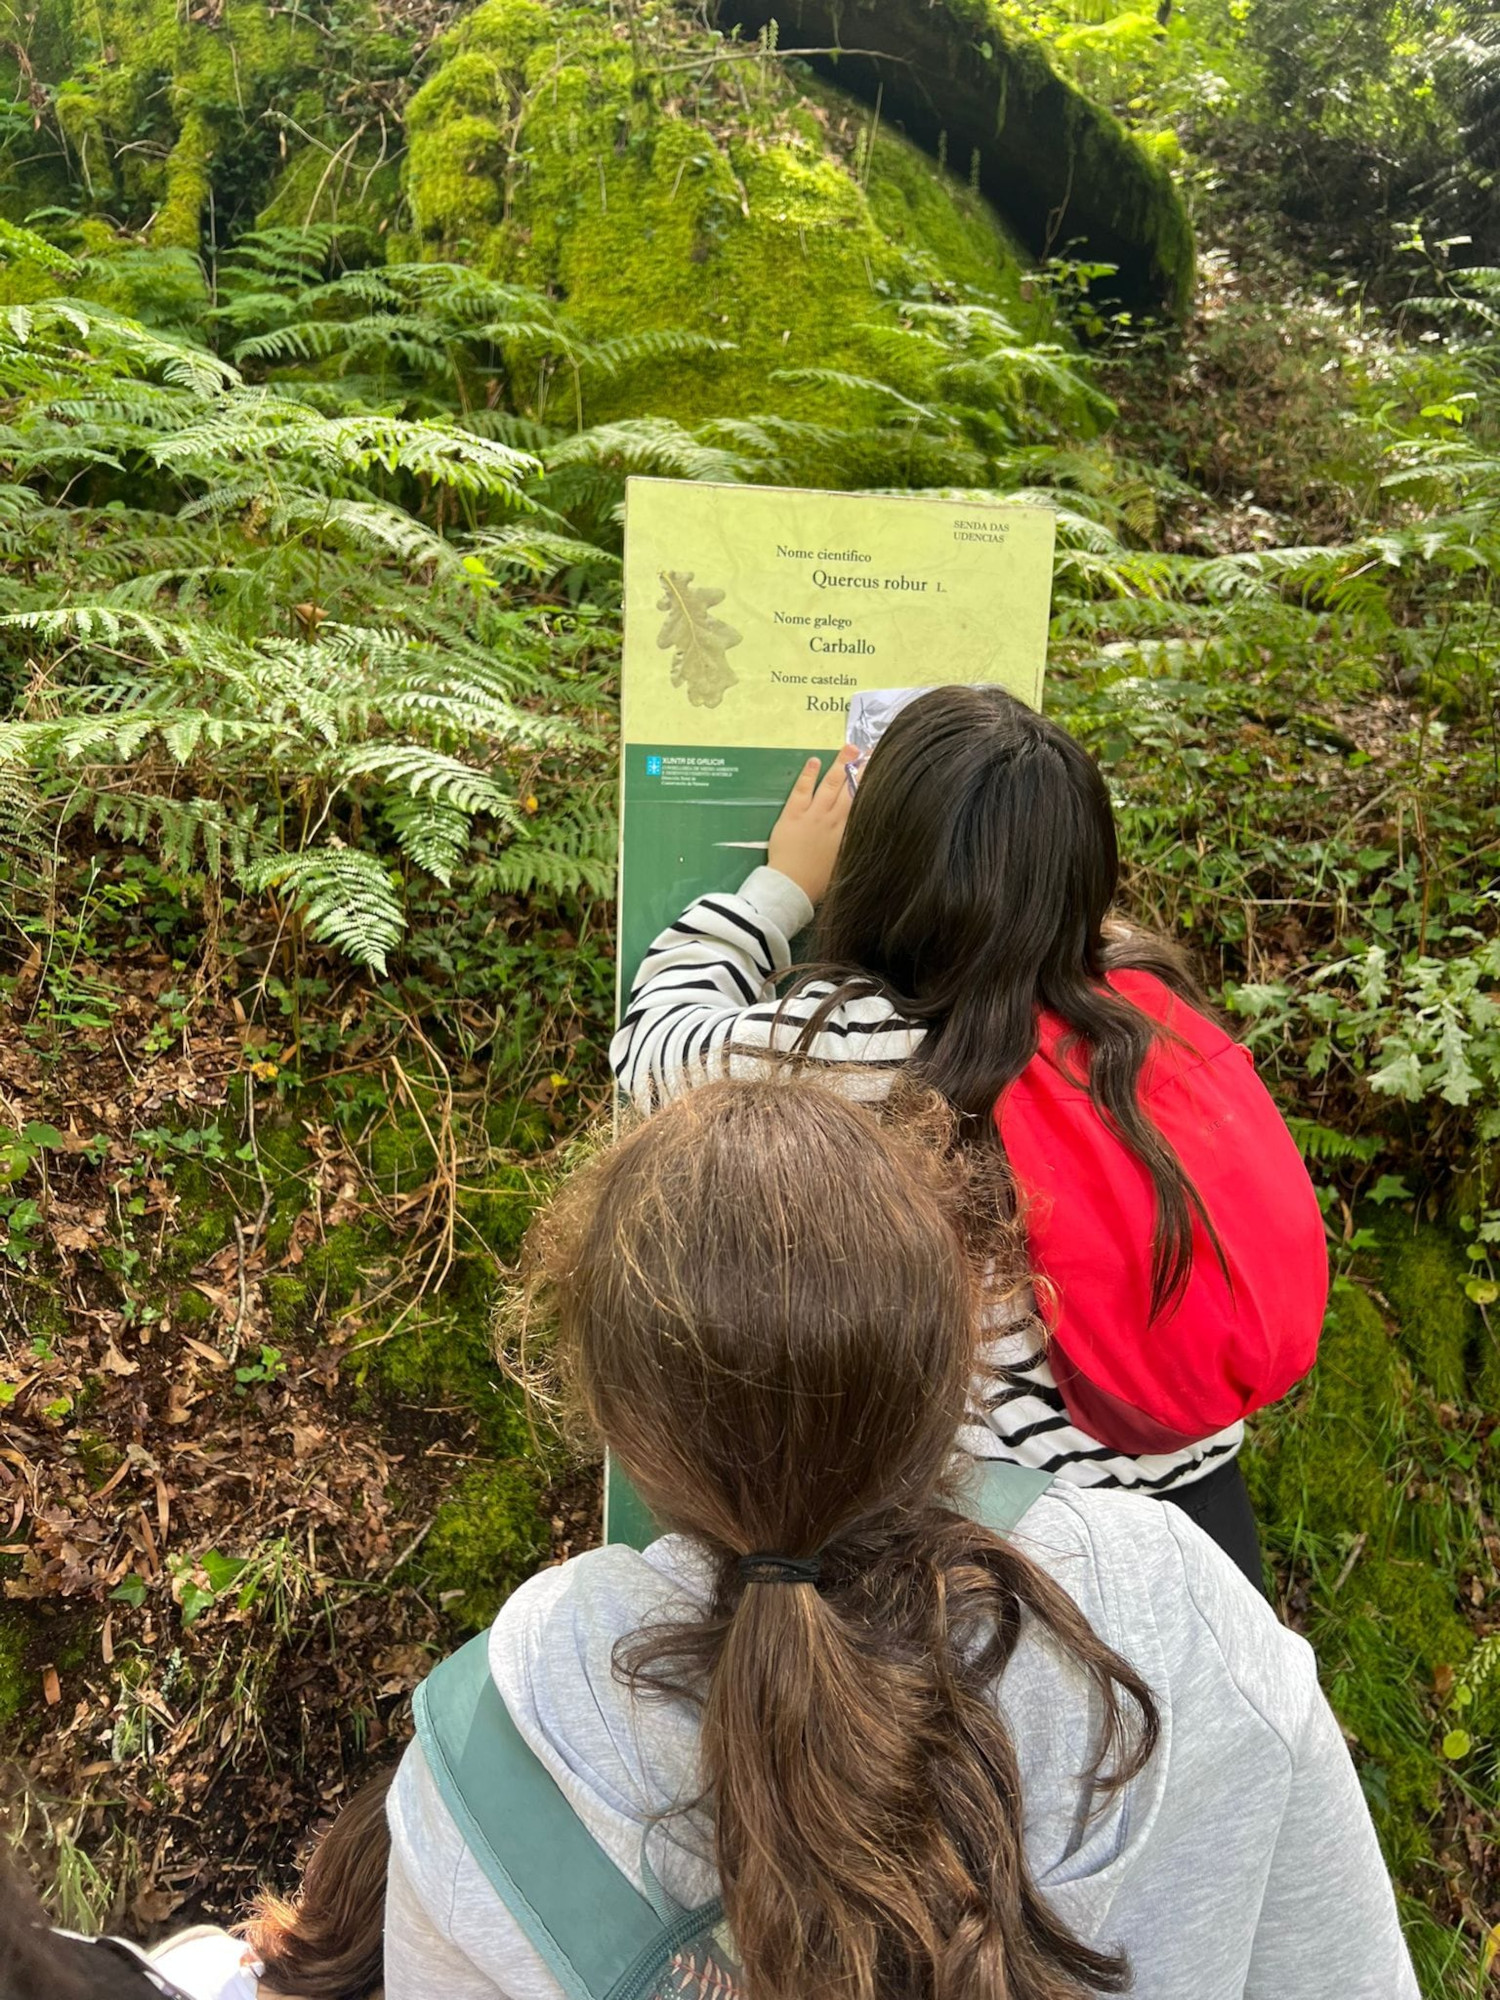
[623,478,1056,749]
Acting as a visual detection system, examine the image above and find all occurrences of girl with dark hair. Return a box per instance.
[609,685,1328,1585]
[384,1081,1413,2000]
[0,1768,390,2000]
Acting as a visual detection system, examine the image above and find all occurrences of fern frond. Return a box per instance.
[152,400,540,499]
[463,524,619,576]
[771,367,946,422]
[573,329,733,376]
[384,793,471,885]
[239,846,404,972]
[337,742,521,826]
[470,797,617,900]
[1284,1118,1381,1164]
[0,220,78,274]
[542,418,758,484]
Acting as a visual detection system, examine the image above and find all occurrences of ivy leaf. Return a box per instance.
[201,1549,249,1594]
[110,1574,148,1608]
[178,1580,218,1628]
[1367,1174,1410,1205]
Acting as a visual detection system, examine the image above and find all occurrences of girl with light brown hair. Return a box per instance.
[384,1080,1414,2000]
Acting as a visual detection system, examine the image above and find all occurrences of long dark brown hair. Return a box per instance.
[535,1081,1159,2000]
[788,682,1213,1318]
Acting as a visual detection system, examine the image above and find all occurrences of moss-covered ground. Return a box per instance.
[1244,1228,1499,1988]
[0,919,1493,1976]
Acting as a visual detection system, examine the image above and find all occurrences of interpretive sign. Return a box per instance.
[617,477,1057,1005]
[608,477,1056,1546]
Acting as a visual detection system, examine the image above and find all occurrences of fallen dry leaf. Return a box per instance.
[179,1335,230,1372]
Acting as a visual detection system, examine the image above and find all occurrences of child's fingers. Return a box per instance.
[786,756,821,812]
[814,746,857,810]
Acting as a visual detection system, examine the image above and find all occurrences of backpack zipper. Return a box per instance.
[606,1896,727,2000]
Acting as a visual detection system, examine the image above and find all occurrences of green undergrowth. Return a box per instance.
[111,1090,557,1634]
[1245,1224,1499,1978]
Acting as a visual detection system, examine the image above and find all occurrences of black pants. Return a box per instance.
[1159,1457,1266,1595]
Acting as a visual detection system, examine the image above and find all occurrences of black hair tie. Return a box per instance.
[738,1552,822,1586]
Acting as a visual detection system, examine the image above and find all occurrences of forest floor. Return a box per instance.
[0,965,600,1931]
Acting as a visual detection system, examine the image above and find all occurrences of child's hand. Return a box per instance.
[768,749,857,904]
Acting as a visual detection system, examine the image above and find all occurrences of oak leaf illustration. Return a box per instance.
[655,569,742,709]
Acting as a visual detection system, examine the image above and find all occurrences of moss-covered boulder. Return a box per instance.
[9,0,1189,368]
[402,0,1035,430]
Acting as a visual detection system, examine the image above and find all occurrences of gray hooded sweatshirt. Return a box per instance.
[384,1484,1418,2000]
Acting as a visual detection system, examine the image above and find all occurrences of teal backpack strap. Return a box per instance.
[429,1466,1048,1998]
[413,1634,669,2000]
[955,1457,1055,1535]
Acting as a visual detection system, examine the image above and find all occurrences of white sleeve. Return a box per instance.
[1244,1678,1420,2000]
[144,1929,260,2000]
[609,866,922,1108]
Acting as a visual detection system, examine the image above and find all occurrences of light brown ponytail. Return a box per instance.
[533,1081,1159,2000]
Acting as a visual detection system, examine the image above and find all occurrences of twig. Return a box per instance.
[386,1513,437,1578]
[1332,1531,1367,1594]
[650,44,916,74]
[227,1189,273,1367]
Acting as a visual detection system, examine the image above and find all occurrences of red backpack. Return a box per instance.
[996,970,1327,1454]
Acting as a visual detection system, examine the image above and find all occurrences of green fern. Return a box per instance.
[471,798,618,902]
[239,847,404,973]
[1285,1118,1382,1165]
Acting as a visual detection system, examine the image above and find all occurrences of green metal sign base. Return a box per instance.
[603,1453,658,1551]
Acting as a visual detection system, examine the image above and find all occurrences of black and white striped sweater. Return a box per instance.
[610,865,1242,1495]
